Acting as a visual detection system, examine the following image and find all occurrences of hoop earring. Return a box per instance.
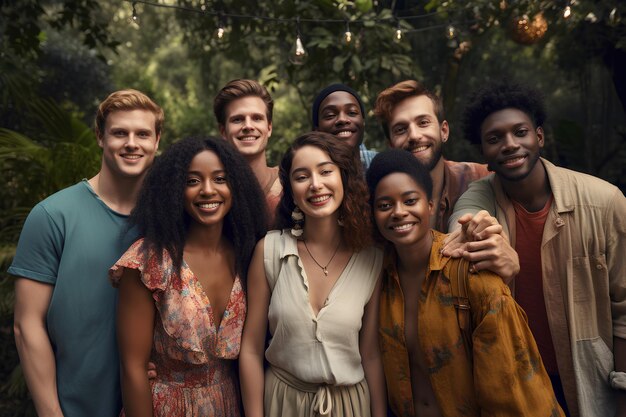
[291,206,304,237]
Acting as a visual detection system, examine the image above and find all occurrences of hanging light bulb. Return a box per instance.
[446,24,456,39]
[131,2,139,25]
[290,18,307,65]
[344,21,352,44]
[563,4,572,19]
[395,20,403,41]
[609,8,620,25]
[216,13,225,39]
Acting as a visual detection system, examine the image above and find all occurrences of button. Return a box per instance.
[596,264,603,270]
[555,217,565,227]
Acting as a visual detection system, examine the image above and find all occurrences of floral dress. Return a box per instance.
[110,239,245,416]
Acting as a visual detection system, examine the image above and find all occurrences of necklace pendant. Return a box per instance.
[323,267,328,276]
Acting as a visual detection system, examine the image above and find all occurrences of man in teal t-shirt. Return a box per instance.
[10,90,162,417]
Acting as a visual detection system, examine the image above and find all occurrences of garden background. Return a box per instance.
[1,0,625,414]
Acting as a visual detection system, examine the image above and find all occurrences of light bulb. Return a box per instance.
[217,26,225,39]
[295,36,305,56]
[446,24,456,39]
[395,28,402,40]
[563,5,572,19]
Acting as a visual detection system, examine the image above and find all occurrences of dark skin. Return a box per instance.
[480,108,626,417]
[373,173,442,416]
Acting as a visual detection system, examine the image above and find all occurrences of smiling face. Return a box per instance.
[184,150,232,228]
[290,145,344,220]
[316,91,364,148]
[98,109,160,180]
[374,172,433,247]
[480,108,544,182]
[220,96,272,159]
[387,95,448,171]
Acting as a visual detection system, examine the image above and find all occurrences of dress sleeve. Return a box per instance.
[7,204,63,284]
[109,238,170,293]
[468,270,563,416]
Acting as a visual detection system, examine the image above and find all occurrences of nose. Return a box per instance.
[501,133,520,153]
[336,111,350,126]
[200,180,216,196]
[391,202,408,218]
[242,116,254,131]
[407,123,421,141]
[125,133,139,148]
[309,173,322,190]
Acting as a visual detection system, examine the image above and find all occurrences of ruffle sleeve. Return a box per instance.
[109,238,170,294]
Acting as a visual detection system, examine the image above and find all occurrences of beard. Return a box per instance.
[405,141,443,171]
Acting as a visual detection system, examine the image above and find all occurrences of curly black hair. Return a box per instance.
[274,131,372,252]
[129,136,268,281]
[462,81,547,145]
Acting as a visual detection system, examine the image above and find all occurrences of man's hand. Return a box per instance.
[147,362,157,380]
[443,210,520,283]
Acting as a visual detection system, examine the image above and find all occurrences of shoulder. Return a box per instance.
[546,160,623,206]
[444,159,490,180]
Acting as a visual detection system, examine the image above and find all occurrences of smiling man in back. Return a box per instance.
[11,89,162,417]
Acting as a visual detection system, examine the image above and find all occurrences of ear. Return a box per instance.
[267,121,273,138]
[219,124,226,139]
[155,133,161,150]
[536,126,545,148]
[428,199,435,216]
[440,120,450,143]
[96,134,104,149]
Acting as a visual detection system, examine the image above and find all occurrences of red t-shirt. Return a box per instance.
[512,195,559,375]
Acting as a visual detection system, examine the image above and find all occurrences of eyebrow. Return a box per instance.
[291,161,336,175]
[187,169,226,176]
[483,122,530,136]
[375,190,420,201]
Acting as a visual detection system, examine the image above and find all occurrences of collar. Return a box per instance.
[278,230,300,260]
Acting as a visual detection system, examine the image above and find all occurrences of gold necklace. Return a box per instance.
[303,239,341,277]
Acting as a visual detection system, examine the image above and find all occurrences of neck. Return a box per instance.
[302,214,342,246]
[247,153,274,189]
[394,231,433,275]
[501,159,551,212]
[88,168,146,215]
[429,157,445,202]
[185,222,225,253]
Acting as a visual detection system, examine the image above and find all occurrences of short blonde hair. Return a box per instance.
[95,89,164,139]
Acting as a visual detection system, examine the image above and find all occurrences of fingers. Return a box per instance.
[442,229,469,257]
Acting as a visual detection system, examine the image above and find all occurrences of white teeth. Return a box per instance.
[238,136,257,141]
[123,155,141,159]
[392,223,413,231]
[503,156,525,164]
[310,195,330,203]
[198,203,220,209]
[412,146,429,152]
[336,131,352,137]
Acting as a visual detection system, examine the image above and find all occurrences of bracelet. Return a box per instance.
[609,371,626,391]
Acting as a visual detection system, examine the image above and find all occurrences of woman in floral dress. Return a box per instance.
[110,136,267,416]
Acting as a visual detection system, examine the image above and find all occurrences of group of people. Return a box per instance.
[9,78,625,417]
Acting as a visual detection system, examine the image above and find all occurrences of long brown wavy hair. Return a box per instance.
[275,131,372,252]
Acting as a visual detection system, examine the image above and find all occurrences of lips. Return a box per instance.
[237,136,258,142]
[121,154,142,161]
[195,201,222,212]
[308,194,331,206]
[406,144,430,154]
[500,155,527,168]
[335,130,355,138]
[389,222,415,232]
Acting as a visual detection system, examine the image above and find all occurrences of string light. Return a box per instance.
[344,21,352,44]
[131,2,139,25]
[216,13,225,39]
[609,8,620,25]
[395,20,403,41]
[446,23,456,39]
[563,2,572,19]
[291,17,307,65]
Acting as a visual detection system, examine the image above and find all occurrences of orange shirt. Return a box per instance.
[379,230,563,417]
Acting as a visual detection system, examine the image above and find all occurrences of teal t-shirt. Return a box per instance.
[9,180,137,417]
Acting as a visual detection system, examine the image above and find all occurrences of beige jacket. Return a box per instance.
[449,158,626,417]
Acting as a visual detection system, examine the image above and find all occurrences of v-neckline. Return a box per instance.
[182,259,239,334]
[297,250,357,318]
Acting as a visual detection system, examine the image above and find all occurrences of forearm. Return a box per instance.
[614,337,626,416]
[362,355,387,417]
[13,323,64,417]
[120,364,154,417]
[239,351,265,417]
